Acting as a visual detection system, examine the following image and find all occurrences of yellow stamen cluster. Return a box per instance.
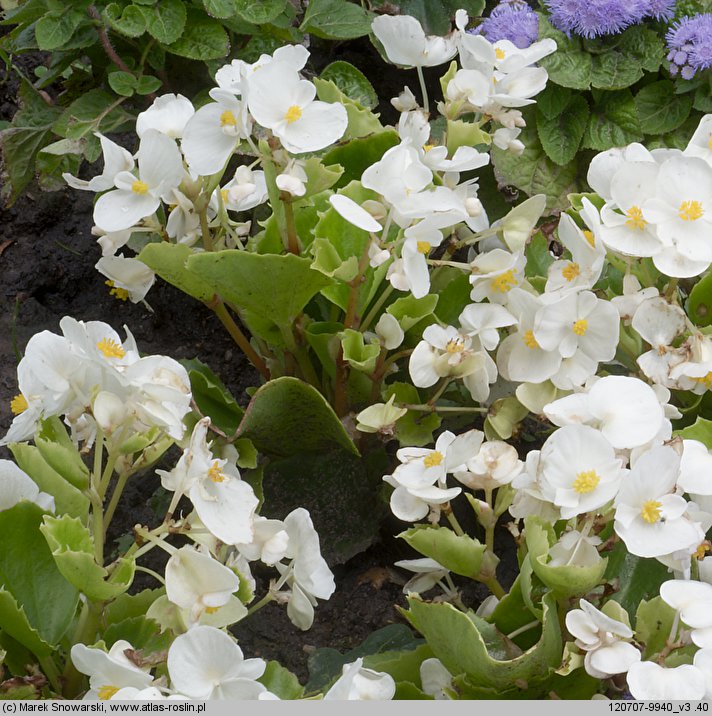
[523,330,539,350]
[572,319,588,336]
[625,205,647,231]
[220,110,237,127]
[98,686,120,701]
[10,394,28,415]
[131,180,149,195]
[572,470,600,494]
[490,269,517,293]
[679,200,704,222]
[105,280,129,302]
[285,105,302,124]
[495,48,506,60]
[562,262,580,282]
[424,451,444,468]
[640,499,662,524]
[96,338,126,359]
[694,371,712,389]
[423,144,435,153]
[204,606,220,614]
[416,241,431,254]
[695,542,711,560]
[445,339,465,354]
[582,230,596,248]
[208,461,227,483]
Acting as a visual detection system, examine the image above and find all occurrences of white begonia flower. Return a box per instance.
[544,376,665,452]
[371,14,458,68]
[93,226,133,257]
[611,273,660,322]
[445,67,493,110]
[236,516,290,565]
[685,114,712,167]
[164,188,201,245]
[548,529,603,568]
[459,302,517,351]
[469,249,526,305]
[375,313,404,350]
[165,545,242,625]
[329,194,383,233]
[587,143,656,202]
[94,130,184,233]
[247,61,347,154]
[565,599,640,679]
[384,473,462,522]
[275,159,308,198]
[538,425,625,520]
[355,395,407,436]
[493,126,524,155]
[614,445,705,558]
[453,440,522,491]
[95,255,156,304]
[679,439,712,498]
[214,45,310,94]
[509,450,562,523]
[420,658,454,700]
[71,640,154,700]
[669,332,712,394]
[393,557,450,594]
[167,626,273,700]
[627,661,706,701]
[422,144,490,174]
[694,648,712,700]
[0,460,54,513]
[659,580,712,648]
[400,220,445,298]
[392,86,419,113]
[219,166,268,212]
[323,658,396,700]
[93,390,128,435]
[136,93,195,138]
[63,133,134,192]
[109,687,182,701]
[156,418,258,543]
[181,88,250,176]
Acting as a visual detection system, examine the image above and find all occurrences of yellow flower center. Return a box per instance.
[523,330,539,350]
[10,394,28,415]
[131,180,149,195]
[572,319,588,336]
[105,280,129,302]
[583,230,595,248]
[204,606,220,614]
[694,371,712,389]
[424,451,444,468]
[625,205,647,231]
[423,144,435,152]
[695,542,711,560]
[572,470,600,494]
[562,262,580,282]
[495,48,506,60]
[490,269,517,293]
[640,499,663,524]
[285,105,302,124]
[221,188,229,204]
[220,110,237,127]
[98,685,120,701]
[416,241,431,254]
[208,460,227,483]
[96,338,126,359]
[679,200,704,222]
[445,339,465,354]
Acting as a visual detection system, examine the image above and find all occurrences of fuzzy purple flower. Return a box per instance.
[643,0,677,21]
[666,14,712,80]
[477,1,539,49]
[544,0,650,38]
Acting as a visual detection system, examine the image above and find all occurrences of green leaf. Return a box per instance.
[181,358,244,435]
[34,9,83,50]
[103,615,170,655]
[400,525,486,578]
[104,3,147,37]
[314,78,383,139]
[0,82,61,204]
[619,25,665,74]
[0,590,52,658]
[40,515,135,601]
[484,396,529,441]
[590,51,644,90]
[141,0,186,43]
[635,596,677,659]
[524,231,554,280]
[635,81,693,135]
[165,8,228,60]
[135,75,162,95]
[300,0,374,39]
[446,119,490,155]
[237,376,358,457]
[695,79,712,112]
[488,576,541,651]
[108,71,137,97]
[536,95,589,166]
[537,16,591,90]
[524,517,608,599]
[259,662,304,700]
[340,329,380,373]
[311,238,359,282]
[138,243,215,303]
[688,268,712,327]
[675,417,712,449]
[396,0,484,35]
[582,89,642,151]
[535,84,572,120]
[491,118,580,211]
[429,267,471,325]
[403,592,562,691]
[234,0,287,25]
[323,130,399,188]
[0,503,79,647]
[52,89,133,140]
[387,294,439,332]
[321,61,378,109]
[186,250,332,327]
[34,417,90,490]
[301,157,343,198]
[202,0,238,18]
[384,383,441,447]
[105,588,165,626]
[8,443,89,520]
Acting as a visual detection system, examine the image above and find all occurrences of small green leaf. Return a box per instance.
[300,0,374,39]
[34,9,83,50]
[103,615,171,655]
[446,119,490,156]
[619,25,665,74]
[536,95,589,166]
[40,515,135,601]
[105,589,165,626]
[635,596,677,659]
[234,0,286,24]
[323,130,399,187]
[0,589,53,658]
[537,16,591,90]
[400,525,486,578]
[259,662,304,700]
[237,376,358,457]
[104,3,147,37]
[138,243,215,303]
[314,78,384,139]
[582,89,642,151]
[535,84,572,120]
[34,417,90,490]
[675,417,712,450]
[108,71,137,97]
[135,75,162,95]
[141,0,186,43]
[340,329,380,373]
[311,238,360,282]
[387,294,439,331]
[202,0,238,19]
[165,8,228,60]
[385,383,441,447]
[52,89,133,140]
[635,81,693,135]
[321,61,378,109]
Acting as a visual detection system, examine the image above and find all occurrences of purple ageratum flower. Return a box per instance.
[544,0,650,38]
[643,0,676,21]
[476,1,539,49]
[666,14,712,80]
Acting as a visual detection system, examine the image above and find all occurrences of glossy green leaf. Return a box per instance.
[446,119,490,155]
[104,4,147,37]
[590,51,644,90]
[675,417,712,450]
[34,9,84,50]
[103,615,171,655]
[384,383,441,447]
[0,589,52,658]
[635,81,693,135]
[259,662,304,700]
[141,0,186,43]
[52,89,133,141]
[619,25,665,73]
[234,0,287,24]
[387,294,439,331]
[536,84,572,120]
[105,588,165,626]
[138,243,215,303]
[300,0,374,39]
[687,268,712,327]
[165,8,228,60]
[237,376,358,457]
[321,61,378,109]
[314,78,383,139]
[34,417,89,490]
[108,71,137,97]
[635,596,677,659]
[400,525,486,578]
[135,75,162,96]
[202,0,238,18]
[40,515,134,601]
[340,329,380,373]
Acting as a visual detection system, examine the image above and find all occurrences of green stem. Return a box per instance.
[403,403,487,413]
[482,577,506,599]
[444,507,465,536]
[63,602,101,698]
[199,206,213,252]
[344,242,372,330]
[360,284,395,333]
[283,200,300,255]
[134,565,166,585]
[484,487,495,553]
[416,65,429,114]
[279,325,320,388]
[506,620,540,640]
[427,378,452,406]
[259,142,287,248]
[246,592,275,617]
[38,655,62,694]
[103,470,132,536]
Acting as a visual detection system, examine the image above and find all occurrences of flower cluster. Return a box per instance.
[666,13,712,80]
[475,1,540,49]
